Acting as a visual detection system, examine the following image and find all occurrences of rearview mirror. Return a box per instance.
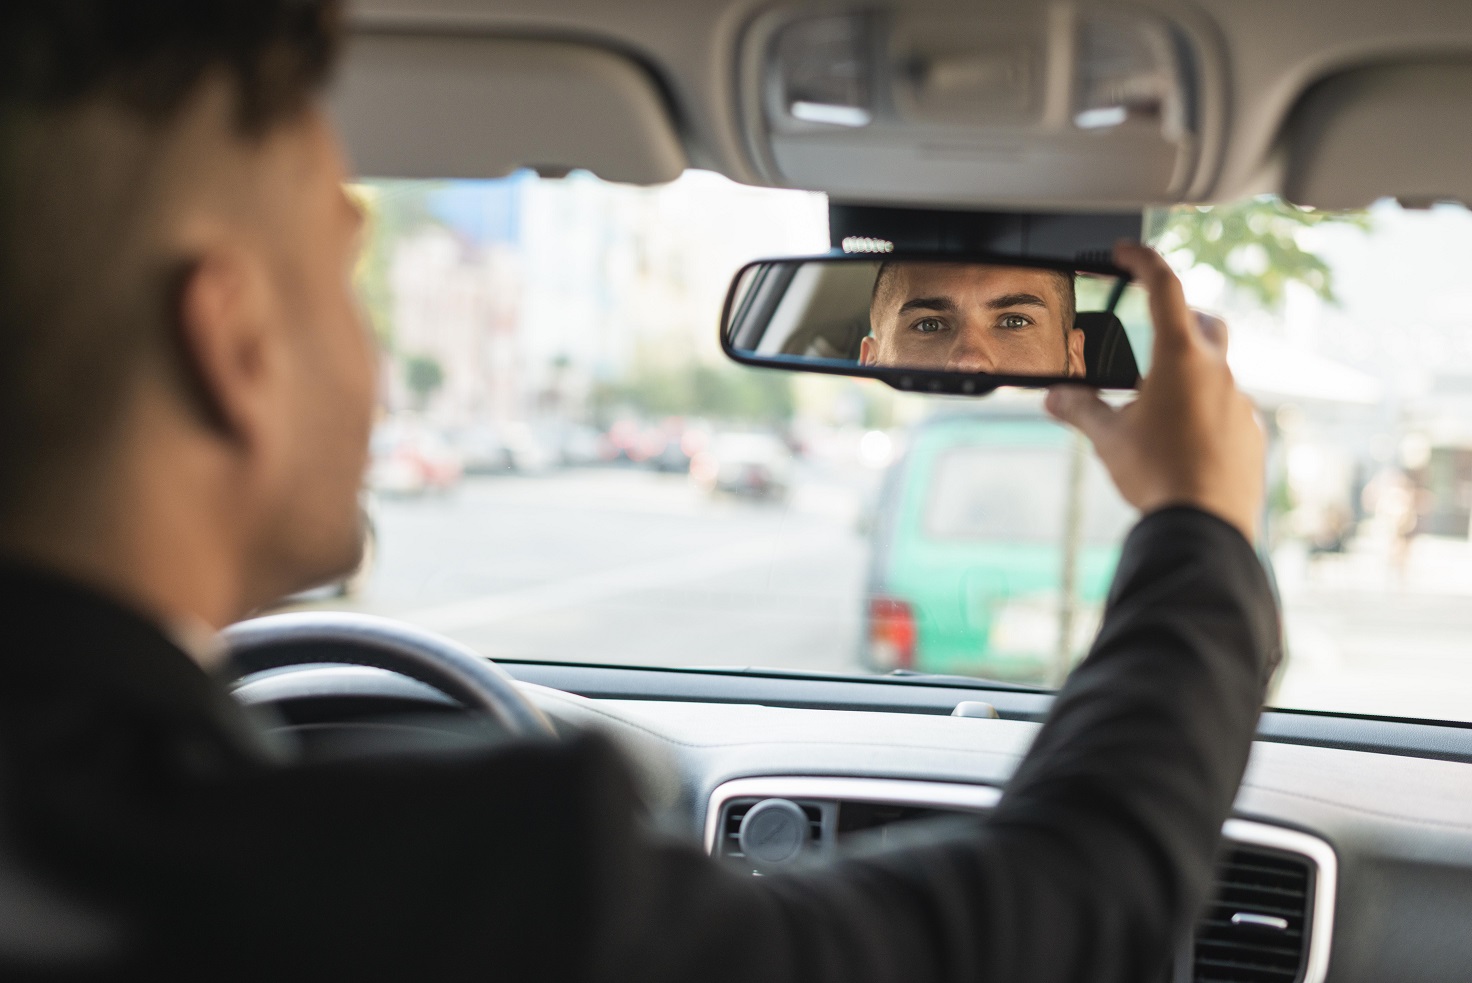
[721,255,1149,394]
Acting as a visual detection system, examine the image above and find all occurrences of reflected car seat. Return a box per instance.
[1076,311,1141,388]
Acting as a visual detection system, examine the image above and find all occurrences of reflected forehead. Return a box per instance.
[876,263,1065,317]
[896,263,1057,296]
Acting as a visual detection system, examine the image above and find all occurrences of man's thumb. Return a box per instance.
[1045,385,1116,443]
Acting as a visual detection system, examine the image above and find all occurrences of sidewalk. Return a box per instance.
[1273,534,1472,721]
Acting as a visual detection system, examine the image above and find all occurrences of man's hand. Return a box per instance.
[1046,242,1265,542]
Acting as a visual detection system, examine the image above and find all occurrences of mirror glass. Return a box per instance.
[724,258,1151,390]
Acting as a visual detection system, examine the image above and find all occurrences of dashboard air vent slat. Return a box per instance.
[1193,847,1312,983]
[717,799,822,868]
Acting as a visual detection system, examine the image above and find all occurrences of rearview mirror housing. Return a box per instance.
[720,251,1148,395]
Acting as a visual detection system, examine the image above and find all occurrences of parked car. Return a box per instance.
[531,420,604,468]
[865,411,1135,683]
[689,431,793,501]
[648,418,712,473]
[451,422,554,475]
[601,418,661,464]
[368,422,463,495]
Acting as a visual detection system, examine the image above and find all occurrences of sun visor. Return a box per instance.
[737,4,1223,209]
[331,34,687,184]
[1282,62,1472,210]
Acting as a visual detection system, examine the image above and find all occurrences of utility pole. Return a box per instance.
[1054,431,1087,687]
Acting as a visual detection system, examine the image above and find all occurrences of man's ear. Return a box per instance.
[859,335,878,366]
[1065,327,1087,378]
[173,247,277,448]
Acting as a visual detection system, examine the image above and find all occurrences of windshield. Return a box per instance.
[925,447,1134,544]
[302,172,1472,723]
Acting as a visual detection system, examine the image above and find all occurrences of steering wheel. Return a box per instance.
[221,611,555,738]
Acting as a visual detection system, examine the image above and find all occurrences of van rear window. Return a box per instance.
[923,444,1136,544]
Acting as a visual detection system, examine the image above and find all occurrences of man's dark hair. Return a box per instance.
[0,2,342,134]
[869,261,1078,334]
[0,1,344,519]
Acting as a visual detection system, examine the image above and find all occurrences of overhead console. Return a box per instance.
[737,3,1224,209]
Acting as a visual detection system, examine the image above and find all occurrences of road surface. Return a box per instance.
[298,467,1472,723]
[325,467,872,672]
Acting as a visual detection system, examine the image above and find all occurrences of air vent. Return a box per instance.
[1193,846,1313,983]
[717,798,824,872]
[706,781,1332,983]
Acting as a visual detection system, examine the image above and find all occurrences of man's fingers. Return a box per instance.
[1045,385,1117,445]
[1111,241,1196,361]
[1195,311,1228,357]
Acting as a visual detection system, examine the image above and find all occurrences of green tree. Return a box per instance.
[1150,197,1370,308]
[352,180,446,350]
[403,354,445,411]
[592,346,795,425]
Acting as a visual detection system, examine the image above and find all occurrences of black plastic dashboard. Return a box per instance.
[706,776,1333,983]
[502,659,1472,764]
[516,674,1472,983]
[233,660,1472,983]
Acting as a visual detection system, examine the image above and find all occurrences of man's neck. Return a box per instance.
[0,514,241,656]
[0,414,254,660]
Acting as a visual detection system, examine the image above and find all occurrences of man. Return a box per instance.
[0,2,1273,981]
[861,261,1086,377]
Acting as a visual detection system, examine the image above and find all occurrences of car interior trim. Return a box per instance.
[1281,60,1472,209]
[705,777,1338,983]
[1220,818,1338,983]
[702,775,1004,853]
[330,33,687,184]
[504,661,1472,764]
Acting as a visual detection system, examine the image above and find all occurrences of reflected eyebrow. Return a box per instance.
[896,295,959,316]
[986,292,1049,310]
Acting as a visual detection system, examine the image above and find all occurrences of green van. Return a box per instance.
[864,409,1137,685]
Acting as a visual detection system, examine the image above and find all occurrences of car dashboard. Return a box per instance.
[234,661,1472,983]
[707,776,1332,983]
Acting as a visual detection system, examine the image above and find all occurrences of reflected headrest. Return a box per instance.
[1076,311,1140,387]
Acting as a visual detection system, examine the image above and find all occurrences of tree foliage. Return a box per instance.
[403,354,445,410]
[1151,197,1370,308]
[593,358,795,424]
[352,181,446,350]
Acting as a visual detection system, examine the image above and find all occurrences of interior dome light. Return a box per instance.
[769,13,876,130]
[1073,10,1192,139]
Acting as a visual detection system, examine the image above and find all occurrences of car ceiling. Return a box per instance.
[341,0,1472,210]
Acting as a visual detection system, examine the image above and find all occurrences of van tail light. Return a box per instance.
[868,597,917,670]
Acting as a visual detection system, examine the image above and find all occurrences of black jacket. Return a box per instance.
[0,507,1278,981]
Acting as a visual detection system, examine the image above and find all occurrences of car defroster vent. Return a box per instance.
[1193,845,1314,983]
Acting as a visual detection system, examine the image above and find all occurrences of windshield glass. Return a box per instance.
[925,447,1133,544]
[302,172,1472,722]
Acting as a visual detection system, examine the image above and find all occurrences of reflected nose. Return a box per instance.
[945,324,995,374]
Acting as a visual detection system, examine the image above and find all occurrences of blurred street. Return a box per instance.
[331,177,1472,726]
[1274,537,1472,721]
[301,465,1472,723]
[326,468,871,672]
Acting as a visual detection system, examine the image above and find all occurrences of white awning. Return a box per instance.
[1227,334,1384,406]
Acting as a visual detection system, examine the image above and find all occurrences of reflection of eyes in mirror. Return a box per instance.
[859,262,1085,378]
[723,259,1145,389]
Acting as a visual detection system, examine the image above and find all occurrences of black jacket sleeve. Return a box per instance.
[584,506,1281,983]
